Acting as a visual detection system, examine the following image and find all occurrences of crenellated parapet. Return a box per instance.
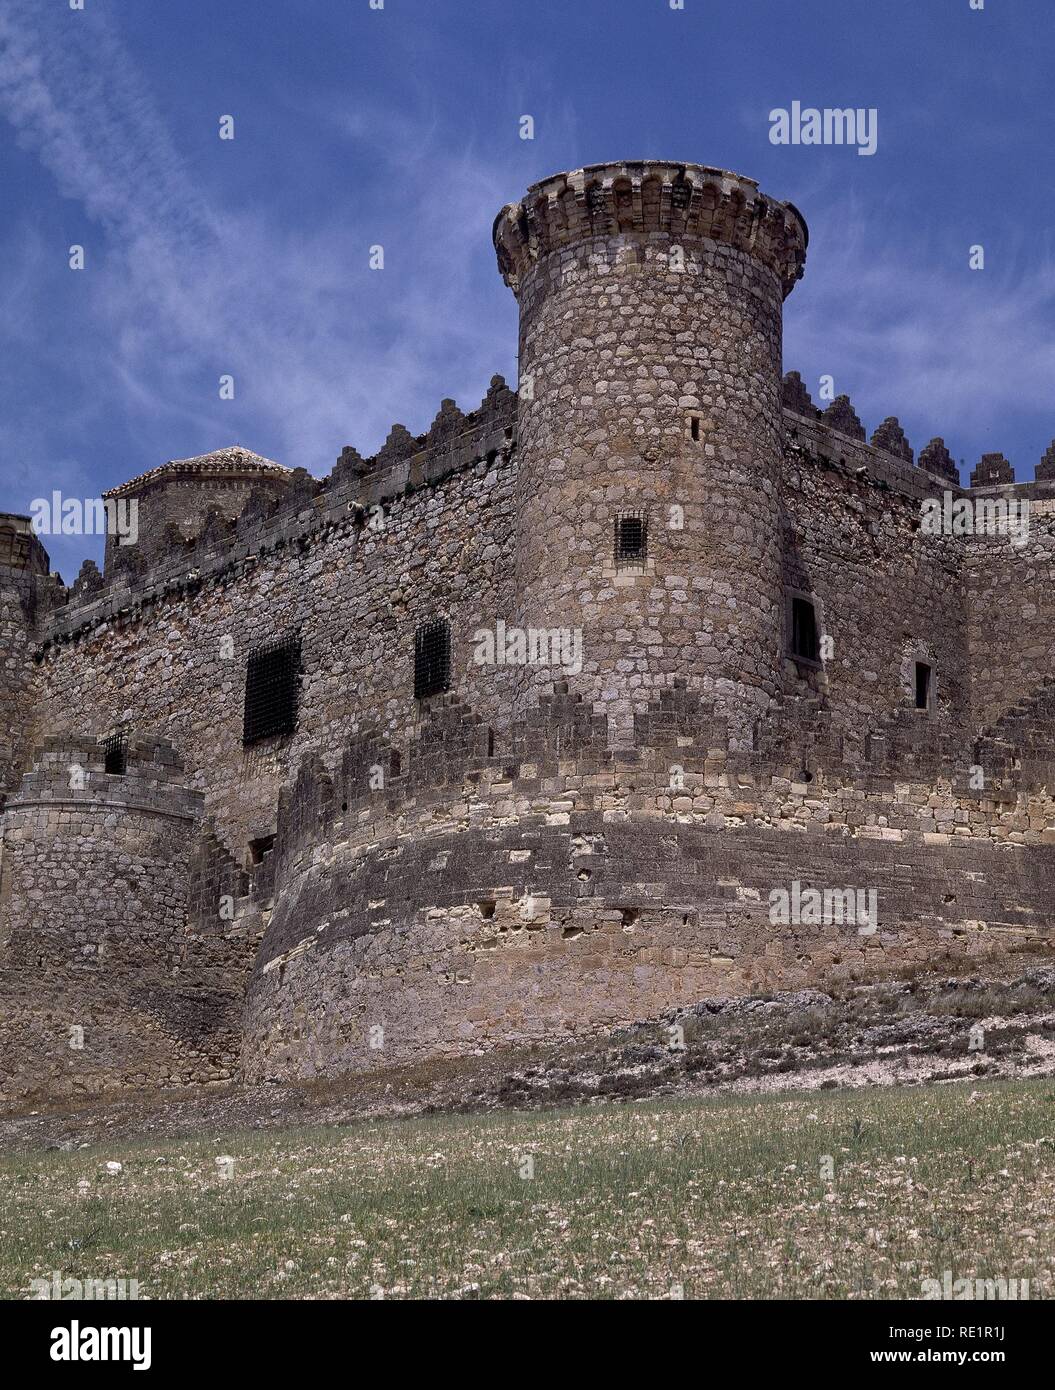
[917,438,959,484]
[782,371,819,418]
[821,394,866,440]
[870,417,913,465]
[1035,439,1055,482]
[970,452,1015,487]
[331,375,517,504]
[42,377,519,640]
[493,161,808,298]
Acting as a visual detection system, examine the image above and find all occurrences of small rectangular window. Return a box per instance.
[102,730,127,775]
[790,595,820,664]
[915,661,932,710]
[689,415,701,441]
[615,512,648,568]
[414,618,450,699]
[243,635,301,745]
[249,834,275,864]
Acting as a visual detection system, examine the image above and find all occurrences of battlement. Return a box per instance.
[782,372,1055,493]
[0,514,50,576]
[5,732,202,820]
[262,677,1054,899]
[45,377,518,636]
[493,160,808,297]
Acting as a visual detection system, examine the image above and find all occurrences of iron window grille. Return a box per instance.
[414,618,451,700]
[102,730,128,775]
[243,635,302,745]
[615,512,648,568]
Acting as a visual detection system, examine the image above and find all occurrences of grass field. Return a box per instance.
[2,1078,1053,1299]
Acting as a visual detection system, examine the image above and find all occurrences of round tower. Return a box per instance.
[0,514,52,797]
[493,161,807,745]
[0,734,218,1102]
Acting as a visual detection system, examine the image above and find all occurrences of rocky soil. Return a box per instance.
[3,958,1055,1154]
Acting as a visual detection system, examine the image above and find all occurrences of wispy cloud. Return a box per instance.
[785,189,1055,473]
[0,0,519,521]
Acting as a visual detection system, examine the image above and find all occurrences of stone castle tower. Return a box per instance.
[1,160,1054,1103]
[495,163,806,744]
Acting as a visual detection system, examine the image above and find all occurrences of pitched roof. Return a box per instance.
[102,446,290,498]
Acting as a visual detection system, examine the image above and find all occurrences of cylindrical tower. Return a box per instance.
[0,514,52,797]
[493,161,807,746]
[0,734,225,1103]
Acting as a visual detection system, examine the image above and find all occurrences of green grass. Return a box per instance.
[3,1077,1054,1299]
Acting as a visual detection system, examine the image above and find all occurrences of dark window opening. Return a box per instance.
[615,512,648,568]
[243,635,301,745]
[790,596,820,664]
[689,415,701,442]
[249,834,275,865]
[915,661,932,710]
[414,618,450,700]
[389,749,402,779]
[102,730,127,775]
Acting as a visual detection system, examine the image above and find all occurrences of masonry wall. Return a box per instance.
[779,412,970,756]
[242,690,1055,1082]
[35,443,519,861]
[962,481,1055,730]
[0,519,55,799]
[0,738,246,1102]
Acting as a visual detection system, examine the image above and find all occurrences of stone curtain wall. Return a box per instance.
[241,689,1055,1082]
[0,738,247,1102]
[963,482,1055,730]
[780,414,970,752]
[35,447,519,860]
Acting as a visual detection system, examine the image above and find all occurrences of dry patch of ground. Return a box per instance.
[2,960,1055,1155]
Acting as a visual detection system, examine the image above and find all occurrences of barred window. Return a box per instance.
[615,512,648,568]
[102,730,127,775]
[243,635,301,745]
[414,618,450,699]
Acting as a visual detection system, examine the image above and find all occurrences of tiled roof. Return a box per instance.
[102,446,290,498]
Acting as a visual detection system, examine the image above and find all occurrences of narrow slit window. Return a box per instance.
[689,414,701,442]
[915,661,932,710]
[102,730,127,775]
[243,635,301,745]
[790,596,820,663]
[414,618,450,700]
[615,512,648,568]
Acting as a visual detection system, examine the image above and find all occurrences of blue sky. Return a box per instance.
[1,0,1053,579]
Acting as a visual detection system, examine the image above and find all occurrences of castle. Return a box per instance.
[2,159,1054,1104]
